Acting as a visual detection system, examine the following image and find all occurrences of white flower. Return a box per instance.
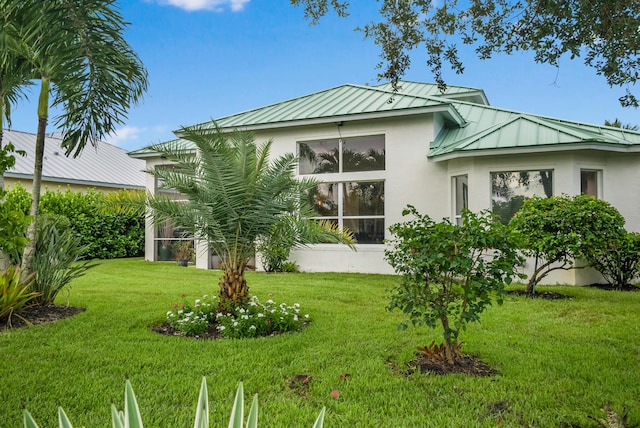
[217,325,226,331]
[177,310,183,315]
[238,308,245,314]
[293,315,298,321]
[166,311,173,316]
[266,299,274,304]
[257,313,264,318]
[249,325,256,330]
[242,315,249,320]
[195,299,201,304]
[294,303,300,308]
[304,314,309,319]
[233,321,238,327]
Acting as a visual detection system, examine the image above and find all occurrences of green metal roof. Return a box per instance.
[129,80,640,160]
[373,81,489,105]
[429,101,640,160]
[189,83,466,132]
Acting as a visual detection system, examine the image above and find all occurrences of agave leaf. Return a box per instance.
[245,394,258,428]
[193,377,209,428]
[58,407,73,428]
[124,379,144,428]
[111,403,125,428]
[312,407,326,428]
[23,410,40,428]
[228,382,244,428]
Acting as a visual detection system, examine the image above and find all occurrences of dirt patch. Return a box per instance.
[408,353,498,377]
[506,290,571,300]
[1,305,85,330]
[288,374,313,397]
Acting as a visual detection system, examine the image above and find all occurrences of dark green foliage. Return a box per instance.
[385,206,524,364]
[587,232,640,288]
[4,185,144,260]
[292,0,640,107]
[29,214,95,305]
[510,194,626,294]
[0,188,30,263]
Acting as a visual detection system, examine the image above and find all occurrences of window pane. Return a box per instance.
[491,170,553,224]
[581,170,598,197]
[298,140,339,174]
[453,175,468,226]
[307,183,339,216]
[343,181,384,216]
[342,135,385,172]
[344,218,385,244]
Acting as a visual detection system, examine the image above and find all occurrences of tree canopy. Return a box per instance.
[291,0,640,107]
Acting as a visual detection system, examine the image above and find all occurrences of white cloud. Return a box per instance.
[156,0,249,12]
[105,126,146,148]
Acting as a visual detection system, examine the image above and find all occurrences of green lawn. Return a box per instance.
[2,258,639,427]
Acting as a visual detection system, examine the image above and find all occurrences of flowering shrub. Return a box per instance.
[166,295,309,338]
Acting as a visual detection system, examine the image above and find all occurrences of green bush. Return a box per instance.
[4,185,144,260]
[29,214,95,305]
[0,265,40,326]
[0,189,30,264]
[23,377,326,428]
[166,295,310,338]
[587,231,640,287]
[385,206,524,364]
[510,194,626,294]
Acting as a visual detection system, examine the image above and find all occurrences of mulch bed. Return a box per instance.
[1,305,86,330]
[506,290,571,300]
[586,283,640,292]
[407,353,498,377]
[151,322,224,340]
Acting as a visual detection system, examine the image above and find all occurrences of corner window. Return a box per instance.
[452,175,468,226]
[298,135,385,174]
[580,170,599,197]
[491,170,553,224]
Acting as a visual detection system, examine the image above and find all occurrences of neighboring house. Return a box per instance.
[129,81,640,285]
[4,129,146,192]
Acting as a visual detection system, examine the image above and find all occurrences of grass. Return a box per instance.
[2,258,640,427]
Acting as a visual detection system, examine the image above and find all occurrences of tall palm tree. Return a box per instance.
[3,0,148,275]
[146,125,355,309]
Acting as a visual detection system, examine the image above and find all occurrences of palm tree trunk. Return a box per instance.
[21,78,49,277]
[218,263,249,309]
[0,125,8,271]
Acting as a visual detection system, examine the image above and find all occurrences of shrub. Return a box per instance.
[23,377,326,427]
[280,261,300,273]
[0,265,40,326]
[0,189,30,264]
[166,295,310,339]
[510,195,626,294]
[29,215,95,305]
[587,231,640,288]
[385,206,524,364]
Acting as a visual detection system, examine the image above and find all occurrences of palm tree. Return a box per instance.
[146,125,355,309]
[3,0,148,275]
[604,118,640,131]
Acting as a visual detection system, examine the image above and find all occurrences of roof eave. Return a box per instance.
[429,142,640,162]
[5,172,145,190]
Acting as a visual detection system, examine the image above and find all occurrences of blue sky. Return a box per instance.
[7,0,640,151]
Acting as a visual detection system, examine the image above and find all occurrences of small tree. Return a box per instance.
[586,231,640,288]
[386,206,524,365]
[510,194,626,294]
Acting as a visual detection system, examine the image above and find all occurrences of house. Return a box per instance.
[129,81,640,285]
[4,129,146,192]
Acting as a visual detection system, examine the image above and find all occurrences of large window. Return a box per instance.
[307,181,385,244]
[300,135,385,244]
[153,165,194,261]
[299,135,385,174]
[491,170,553,224]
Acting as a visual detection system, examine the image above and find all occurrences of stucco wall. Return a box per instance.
[140,116,640,286]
